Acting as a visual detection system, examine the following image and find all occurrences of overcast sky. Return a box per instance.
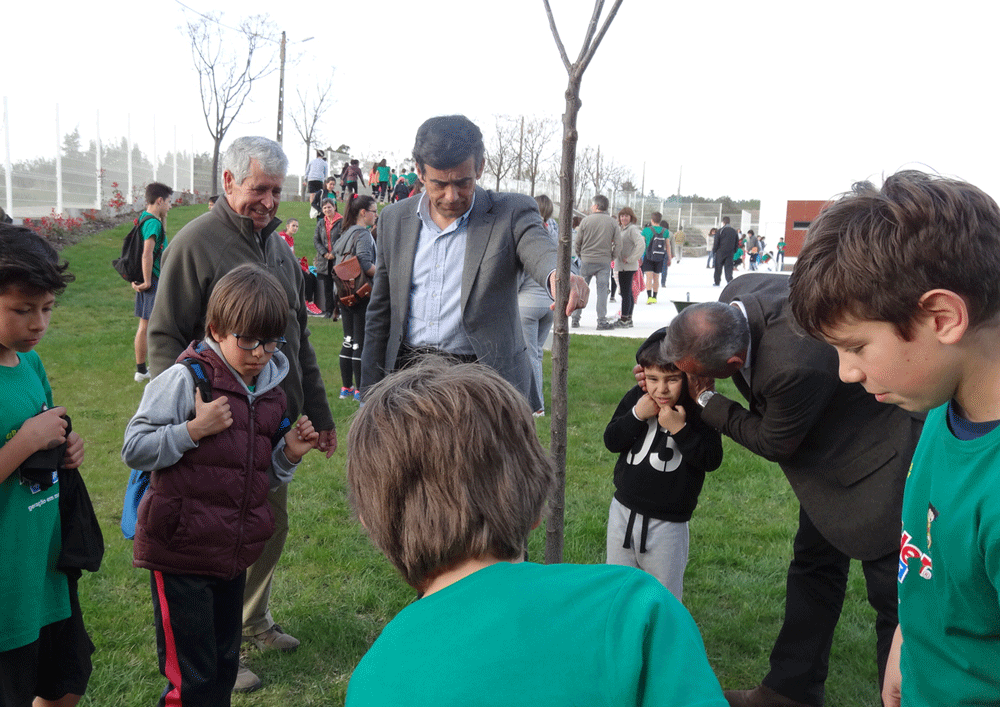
[6,0,997,222]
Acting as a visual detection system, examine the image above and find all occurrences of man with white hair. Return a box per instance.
[148,136,336,693]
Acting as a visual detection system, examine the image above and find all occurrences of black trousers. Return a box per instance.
[150,570,246,707]
[762,506,897,706]
[339,299,368,390]
[713,252,734,285]
[316,273,336,316]
[618,270,636,317]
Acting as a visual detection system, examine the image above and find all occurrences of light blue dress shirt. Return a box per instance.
[406,193,477,355]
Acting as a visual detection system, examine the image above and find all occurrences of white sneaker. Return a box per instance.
[134,371,151,382]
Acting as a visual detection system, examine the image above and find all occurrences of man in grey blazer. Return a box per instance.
[660,273,923,707]
[361,115,588,398]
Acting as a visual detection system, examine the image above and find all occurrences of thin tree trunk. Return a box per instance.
[546,73,583,564]
[543,0,625,564]
[211,139,222,196]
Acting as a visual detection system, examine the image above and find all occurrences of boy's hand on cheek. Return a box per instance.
[634,394,660,420]
[283,415,319,464]
[658,404,687,434]
[188,394,232,441]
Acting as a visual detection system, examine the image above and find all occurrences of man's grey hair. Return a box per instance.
[222,136,289,185]
[592,194,609,212]
[663,301,750,372]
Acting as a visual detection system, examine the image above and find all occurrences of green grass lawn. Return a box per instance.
[39,203,881,705]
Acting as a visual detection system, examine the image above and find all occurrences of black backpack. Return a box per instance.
[647,227,668,262]
[112,214,160,284]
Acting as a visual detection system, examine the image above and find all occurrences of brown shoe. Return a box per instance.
[233,660,262,693]
[244,623,300,653]
[724,684,813,707]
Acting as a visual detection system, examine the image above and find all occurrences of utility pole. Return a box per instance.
[275,32,313,146]
[276,31,286,144]
[639,162,646,224]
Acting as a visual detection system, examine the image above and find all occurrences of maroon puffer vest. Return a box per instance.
[133,341,286,579]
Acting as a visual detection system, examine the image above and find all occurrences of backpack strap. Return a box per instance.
[182,353,292,448]
[272,416,292,448]
[180,357,213,404]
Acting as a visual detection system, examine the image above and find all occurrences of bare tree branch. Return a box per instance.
[577,0,606,65]
[578,0,624,75]
[484,115,519,192]
[521,116,557,196]
[540,0,572,71]
[186,12,277,194]
[289,76,336,196]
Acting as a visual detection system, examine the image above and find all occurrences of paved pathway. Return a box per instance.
[559,255,789,342]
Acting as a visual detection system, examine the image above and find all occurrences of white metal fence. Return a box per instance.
[1,97,305,219]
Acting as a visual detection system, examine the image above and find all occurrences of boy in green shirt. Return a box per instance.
[133,182,172,382]
[0,224,90,706]
[789,170,1000,707]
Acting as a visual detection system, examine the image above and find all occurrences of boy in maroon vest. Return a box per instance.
[123,265,318,705]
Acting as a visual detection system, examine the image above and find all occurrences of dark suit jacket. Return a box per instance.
[712,225,739,258]
[701,273,923,559]
[361,186,557,397]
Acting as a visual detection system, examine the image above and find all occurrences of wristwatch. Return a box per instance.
[697,390,717,408]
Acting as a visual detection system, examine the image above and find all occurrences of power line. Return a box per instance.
[173,0,270,38]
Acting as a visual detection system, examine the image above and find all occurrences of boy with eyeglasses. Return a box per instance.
[123,264,318,705]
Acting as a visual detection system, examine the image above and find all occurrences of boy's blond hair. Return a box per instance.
[346,356,556,591]
[790,170,1000,340]
[205,264,288,339]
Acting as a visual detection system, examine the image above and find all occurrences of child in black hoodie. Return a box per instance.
[604,329,723,600]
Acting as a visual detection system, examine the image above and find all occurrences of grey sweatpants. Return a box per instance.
[605,497,689,601]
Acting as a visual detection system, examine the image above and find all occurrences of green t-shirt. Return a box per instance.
[402,171,418,186]
[376,165,390,182]
[0,350,70,652]
[347,562,727,706]
[898,403,1000,705]
[140,210,167,279]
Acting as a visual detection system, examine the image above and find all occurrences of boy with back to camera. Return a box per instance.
[123,264,319,705]
[788,170,1000,707]
[0,225,92,707]
[133,181,173,383]
[604,329,723,601]
[344,356,728,707]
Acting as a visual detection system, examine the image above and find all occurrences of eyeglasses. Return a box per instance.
[234,335,286,353]
[367,208,378,213]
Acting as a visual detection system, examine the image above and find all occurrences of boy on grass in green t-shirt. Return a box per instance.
[0,224,90,707]
[789,170,1000,707]
[132,181,172,383]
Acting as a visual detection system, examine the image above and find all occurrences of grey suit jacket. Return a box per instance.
[361,186,556,398]
[702,273,924,559]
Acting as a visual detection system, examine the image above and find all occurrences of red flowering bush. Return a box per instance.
[23,209,85,243]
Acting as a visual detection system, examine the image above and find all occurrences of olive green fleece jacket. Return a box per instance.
[147,196,334,432]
